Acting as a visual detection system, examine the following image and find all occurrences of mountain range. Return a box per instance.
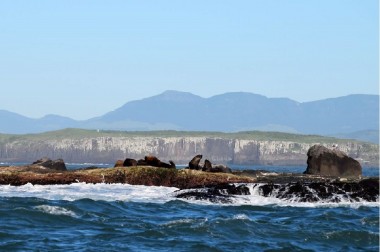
[1,91,379,143]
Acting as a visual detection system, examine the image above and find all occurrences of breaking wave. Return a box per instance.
[0,183,377,208]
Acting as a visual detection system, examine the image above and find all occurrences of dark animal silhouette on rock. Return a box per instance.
[202,159,232,173]
[114,160,124,167]
[123,158,138,167]
[188,154,203,170]
[137,155,176,169]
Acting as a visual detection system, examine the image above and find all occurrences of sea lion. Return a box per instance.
[159,160,176,169]
[210,164,232,173]
[123,158,138,167]
[202,159,212,172]
[114,160,124,167]
[202,159,232,173]
[144,155,161,167]
[136,156,176,169]
[188,154,203,170]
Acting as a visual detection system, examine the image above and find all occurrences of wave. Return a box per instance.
[0,183,177,203]
[0,183,378,208]
[34,205,78,218]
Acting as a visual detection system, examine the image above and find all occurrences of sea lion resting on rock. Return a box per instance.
[114,160,124,167]
[188,155,232,173]
[137,156,176,169]
[123,158,138,167]
[188,154,203,170]
[202,159,232,173]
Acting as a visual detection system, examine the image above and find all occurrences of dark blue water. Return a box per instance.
[0,196,378,251]
[0,164,378,251]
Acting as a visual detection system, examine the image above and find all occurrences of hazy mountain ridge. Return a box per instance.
[1,91,378,143]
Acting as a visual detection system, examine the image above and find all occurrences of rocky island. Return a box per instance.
[0,145,378,203]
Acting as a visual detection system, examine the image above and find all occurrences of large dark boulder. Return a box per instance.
[304,145,362,177]
[32,157,67,171]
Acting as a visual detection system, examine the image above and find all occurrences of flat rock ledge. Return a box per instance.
[0,165,378,203]
[0,165,254,188]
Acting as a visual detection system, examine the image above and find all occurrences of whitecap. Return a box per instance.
[0,183,378,208]
[34,205,77,218]
[0,183,179,203]
[233,214,250,220]
[162,218,195,227]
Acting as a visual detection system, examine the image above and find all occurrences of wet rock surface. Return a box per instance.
[174,178,379,203]
[258,178,379,202]
[174,184,250,204]
[0,164,378,204]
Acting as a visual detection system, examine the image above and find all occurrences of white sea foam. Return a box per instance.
[233,214,250,220]
[0,183,378,208]
[34,205,78,218]
[162,218,195,227]
[229,183,380,208]
[0,183,178,203]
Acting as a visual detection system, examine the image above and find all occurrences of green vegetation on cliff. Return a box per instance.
[0,128,378,166]
[0,128,373,144]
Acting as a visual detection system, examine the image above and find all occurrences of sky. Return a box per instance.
[0,0,378,120]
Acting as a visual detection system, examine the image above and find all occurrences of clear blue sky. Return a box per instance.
[0,0,378,120]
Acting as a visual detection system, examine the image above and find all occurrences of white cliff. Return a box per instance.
[0,136,378,166]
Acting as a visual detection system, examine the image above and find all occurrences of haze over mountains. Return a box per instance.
[1,91,378,143]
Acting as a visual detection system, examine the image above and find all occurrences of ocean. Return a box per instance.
[0,165,379,251]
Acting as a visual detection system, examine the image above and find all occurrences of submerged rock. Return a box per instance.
[304,145,362,178]
[174,178,379,203]
[258,178,379,202]
[174,184,250,203]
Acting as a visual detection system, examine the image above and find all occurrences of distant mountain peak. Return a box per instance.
[149,90,204,102]
[0,92,378,141]
[40,114,72,120]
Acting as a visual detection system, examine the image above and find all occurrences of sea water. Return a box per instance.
[0,165,378,251]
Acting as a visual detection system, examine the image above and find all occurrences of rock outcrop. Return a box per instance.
[304,145,362,177]
[32,158,67,171]
[174,178,379,203]
[0,163,378,203]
